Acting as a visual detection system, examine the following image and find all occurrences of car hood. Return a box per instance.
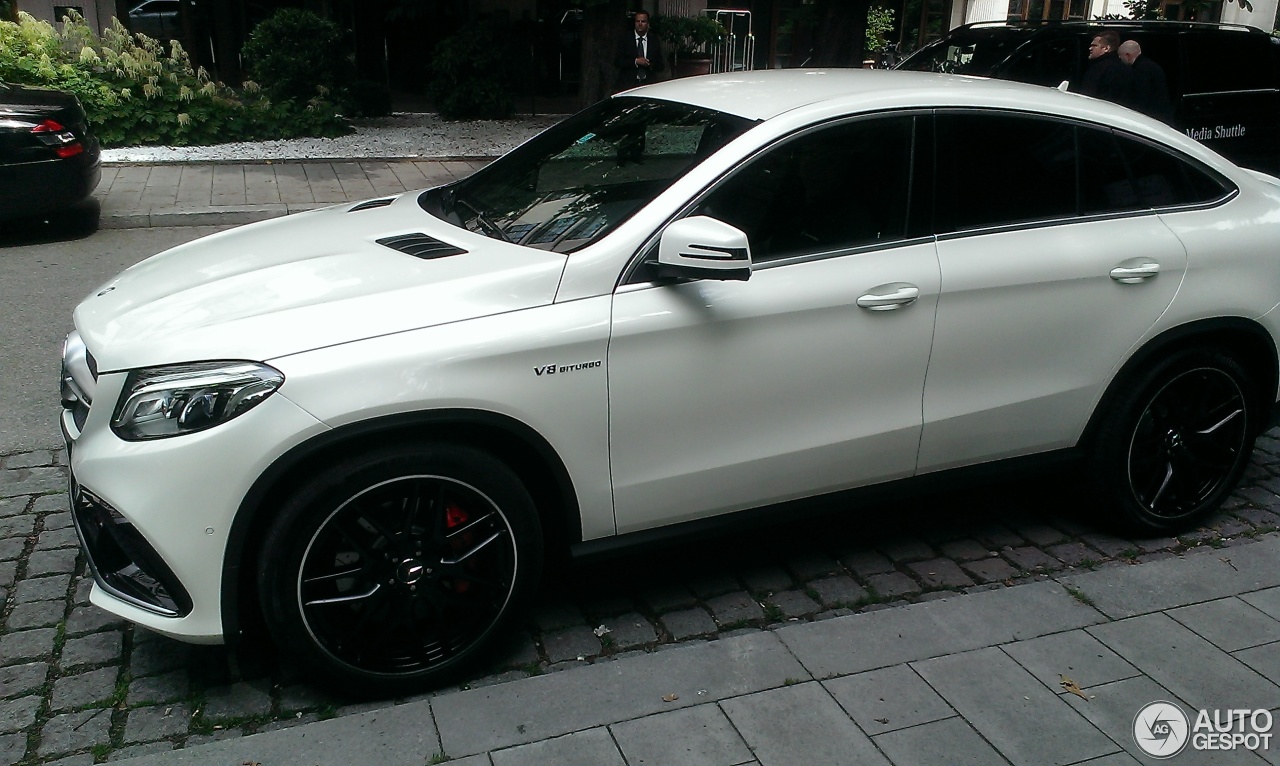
[74,196,569,372]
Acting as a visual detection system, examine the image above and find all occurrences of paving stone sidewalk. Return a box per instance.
[4,433,1280,764]
[109,527,1280,766]
[91,159,493,229]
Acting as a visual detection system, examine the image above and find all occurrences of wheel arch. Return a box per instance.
[220,409,582,647]
[1081,316,1279,449]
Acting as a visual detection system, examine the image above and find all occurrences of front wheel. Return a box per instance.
[1090,348,1256,534]
[258,443,543,696]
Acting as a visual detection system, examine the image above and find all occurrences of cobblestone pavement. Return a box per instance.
[3,435,1279,765]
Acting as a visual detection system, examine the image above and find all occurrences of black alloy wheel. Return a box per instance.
[1127,366,1248,518]
[259,444,542,695]
[1092,348,1255,533]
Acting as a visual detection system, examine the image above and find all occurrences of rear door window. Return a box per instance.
[935,112,1076,230]
[936,112,1231,230]
[1078,128,1227,212]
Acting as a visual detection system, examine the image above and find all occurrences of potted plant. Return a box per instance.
[653,14,726,78]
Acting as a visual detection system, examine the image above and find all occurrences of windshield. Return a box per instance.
[420,97,755,253]
[897,29,1033,76]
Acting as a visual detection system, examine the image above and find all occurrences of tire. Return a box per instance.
[1089,347,1256,534]
[258,443,543,696]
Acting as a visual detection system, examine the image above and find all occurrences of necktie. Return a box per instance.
[637,36,645,60]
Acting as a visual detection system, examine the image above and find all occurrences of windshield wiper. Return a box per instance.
[457,199,512,243]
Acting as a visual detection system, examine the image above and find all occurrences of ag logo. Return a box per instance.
[1134,701,1190,758]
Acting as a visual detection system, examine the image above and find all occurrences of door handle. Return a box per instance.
[857,283,919,311]
[1110,259,1161,284]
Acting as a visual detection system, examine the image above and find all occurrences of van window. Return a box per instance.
[1005,37,1082,87]
[1182,32,1272,93]
[897,29,1032,75]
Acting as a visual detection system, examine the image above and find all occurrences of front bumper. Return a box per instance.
[67,461,193,618]
[60,354,327,644]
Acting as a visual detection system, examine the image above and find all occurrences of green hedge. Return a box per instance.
[242,9,352,105]
[428,18,514,120]
[0,11,350,147]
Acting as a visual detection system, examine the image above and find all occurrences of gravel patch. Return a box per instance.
[101,113,565,164]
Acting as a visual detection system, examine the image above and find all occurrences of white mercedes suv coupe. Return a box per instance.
[60,70,1280,694]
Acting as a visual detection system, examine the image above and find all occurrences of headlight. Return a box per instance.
[111,361,284,441]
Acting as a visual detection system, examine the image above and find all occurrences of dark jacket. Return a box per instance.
[615,31,665,92]
[1130,54,1174,124]
[1079,51,1134,109]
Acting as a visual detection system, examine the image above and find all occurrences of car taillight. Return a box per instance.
[32,119,84,158]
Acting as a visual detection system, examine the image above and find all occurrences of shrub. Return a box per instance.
[653,15,725,57]
[241,8,354,107]
[428,18,514,120]
[866,6,896,53]
[0,11,349,147]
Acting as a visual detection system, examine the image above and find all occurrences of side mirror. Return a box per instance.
[656,216,752,282]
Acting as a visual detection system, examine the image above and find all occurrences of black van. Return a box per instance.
[897,21,1280,174]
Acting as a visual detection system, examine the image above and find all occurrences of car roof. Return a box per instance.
[619,69,1234,173]
[623,68,1086,121]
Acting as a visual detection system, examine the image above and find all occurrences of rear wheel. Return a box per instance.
[258,443,542,695]
[1090,348,1256,534]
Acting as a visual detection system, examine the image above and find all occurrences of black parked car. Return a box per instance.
[0,81,101,225]
[127,0,181,42]
[898,21,1280,174]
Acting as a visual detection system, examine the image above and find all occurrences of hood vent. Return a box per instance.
[375,233,468,260]
[349,198,395,212]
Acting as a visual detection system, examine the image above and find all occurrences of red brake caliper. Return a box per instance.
[444,503,472,593]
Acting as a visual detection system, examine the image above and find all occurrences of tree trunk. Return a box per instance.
[179,0,214,74]
[210,0,242,84]
[810,0,872,68]
[113,0,131,27]
[578,0,627,110]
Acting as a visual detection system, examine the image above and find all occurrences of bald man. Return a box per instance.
[1119,40,1173,124]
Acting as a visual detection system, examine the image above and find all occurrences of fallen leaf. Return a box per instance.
[662,693,679,702]
[593,625,611,637]
[1060,674,1091,700]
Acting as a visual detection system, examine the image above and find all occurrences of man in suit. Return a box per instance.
[1119,40,1174,125]
[1078,30,1134,109]
[615,10,664,92]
